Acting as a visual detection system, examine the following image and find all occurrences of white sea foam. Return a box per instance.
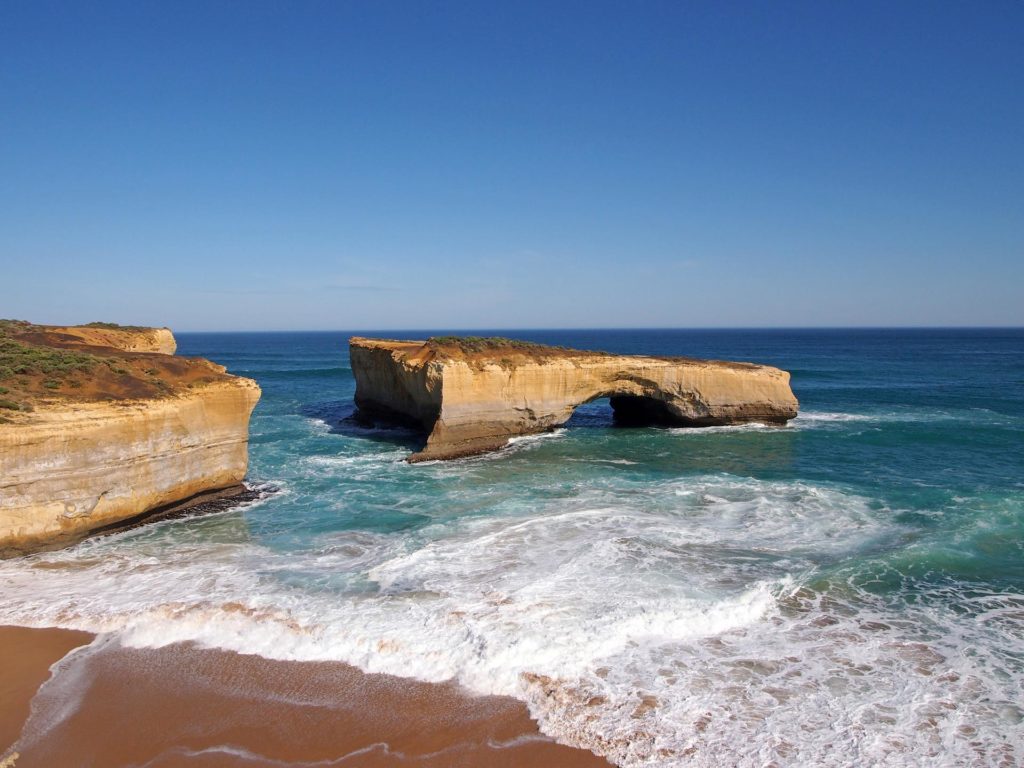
[667,422,782,435]
[664,411,871,436]
[795,408,1021,428]
[1,475,1021,766]
[566,457,639,465]
[303,450,408,469]
[503,428,568,451]
[795,410,874,423]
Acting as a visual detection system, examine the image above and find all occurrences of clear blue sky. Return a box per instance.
[2,1,1022,330]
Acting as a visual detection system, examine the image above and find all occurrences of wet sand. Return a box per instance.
[1,625,609,767]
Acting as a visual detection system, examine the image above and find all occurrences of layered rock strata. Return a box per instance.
[350,337,798,462]
[46,323,177,354]
[0,321,260,556]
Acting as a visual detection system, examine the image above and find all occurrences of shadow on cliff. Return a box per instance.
[300,401,428,452]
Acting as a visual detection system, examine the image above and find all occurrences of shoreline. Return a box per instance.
[1,624,610,767]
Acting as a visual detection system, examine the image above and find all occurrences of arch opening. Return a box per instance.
[608,394,680,427]
[564,396,615,428]
[565,392,688,429]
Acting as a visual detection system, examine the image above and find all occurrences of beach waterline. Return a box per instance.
[1,625,609,767]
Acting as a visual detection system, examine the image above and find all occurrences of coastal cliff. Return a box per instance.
[45,322,177,354]
[0,321,260,556]
[350,337,798,461]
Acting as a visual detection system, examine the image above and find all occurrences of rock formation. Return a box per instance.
[45,323,177,354]
[350,337,798,462]
[0,321,260,557]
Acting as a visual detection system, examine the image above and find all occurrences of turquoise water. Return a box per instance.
[3,329,1022,766]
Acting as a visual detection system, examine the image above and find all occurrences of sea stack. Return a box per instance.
[350,336,798,462]
[0,321,261,557]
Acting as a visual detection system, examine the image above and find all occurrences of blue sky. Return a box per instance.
[2,1,1022,330]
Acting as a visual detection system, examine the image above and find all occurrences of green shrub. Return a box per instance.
[0,319,38,336]
[0,398,22,410]
[0,338,99,381]
[43,379,60,389]
[84,321,147,331]
[427,336,562,353]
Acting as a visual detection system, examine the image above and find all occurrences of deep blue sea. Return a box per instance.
[3,329,1022,766]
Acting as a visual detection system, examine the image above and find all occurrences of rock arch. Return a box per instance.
[350,337,798,462]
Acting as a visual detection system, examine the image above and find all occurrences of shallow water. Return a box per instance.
[2,329,1022,766]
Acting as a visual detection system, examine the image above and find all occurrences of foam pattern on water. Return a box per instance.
[3,329,1024,766]
[3,468,1020,765]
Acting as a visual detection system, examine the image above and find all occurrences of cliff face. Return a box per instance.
[350,340,443,429]
[350,337,798,462]
[46,324,177,354]
[0,321,260,557]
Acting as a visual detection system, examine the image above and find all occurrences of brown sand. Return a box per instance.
[0,625,94,750]
[1,625,610,767]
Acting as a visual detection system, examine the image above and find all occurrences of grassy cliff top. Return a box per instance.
[351,335,759,370]
[81,321,152,331]
[426,336,573,353]
[0,321,229,421]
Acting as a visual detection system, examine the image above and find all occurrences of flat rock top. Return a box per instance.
[350,336,762,370]
[40,323,176,354]
[0,320,242,422]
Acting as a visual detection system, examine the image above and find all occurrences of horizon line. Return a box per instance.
[170,324,1024,334]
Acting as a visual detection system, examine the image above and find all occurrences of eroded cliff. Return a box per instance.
[0,321,260,556]
[45,322,177,354]
[350,336,798,462]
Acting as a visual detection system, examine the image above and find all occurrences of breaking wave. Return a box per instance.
[3,472,1020,765]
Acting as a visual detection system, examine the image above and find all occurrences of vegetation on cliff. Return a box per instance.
[0,320,231,419]
[0,322,99,413]
[427,336,565,352]
[83,321,149,331]
[424,336,600,368]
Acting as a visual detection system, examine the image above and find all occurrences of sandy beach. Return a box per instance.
[1,625,609,767]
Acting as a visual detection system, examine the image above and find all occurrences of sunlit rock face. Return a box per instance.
[0,323,260,556]
[43,324,178,354]
[350,336,798,462]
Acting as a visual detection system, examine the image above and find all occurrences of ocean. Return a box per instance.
[2,328,1022,766]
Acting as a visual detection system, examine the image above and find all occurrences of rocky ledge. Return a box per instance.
[350,336,798,462]
[0,320,260,557]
